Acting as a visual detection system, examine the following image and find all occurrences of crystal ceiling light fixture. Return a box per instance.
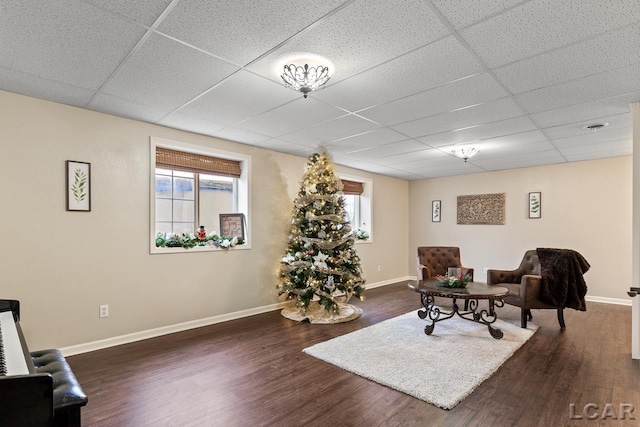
[451,147,479,162]
[281,63,330,98]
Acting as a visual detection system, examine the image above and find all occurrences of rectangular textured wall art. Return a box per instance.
[457,193,505,225]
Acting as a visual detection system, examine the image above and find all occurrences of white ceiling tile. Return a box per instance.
[257,139,316,158]
[83,0,174,26]
[312,36,483,111]
[404,161,486,177]
[483,156,567,171]
[157,112,226,136]
[101,33,240,111]
[350,140,431,160]
[177,70,297,126]
[433,130,550,157]
[0,0,146,90]
[494,23,640,94]
[479,130,549,149]
[89,93,170,123]
[462,0,640,68]
[473,150,566,168]
[378,148,449,166]
[247,0,450,84]
[324,128,408,154]
[475,140,558,159]
[236,98,345,137]
[552,127,632,149]
[376,169,425,180]
[157,0,347,65]
[0,66,95,107]
[281,114,382,146]
[431,0,524,29]
[417,116,539,148]
[400,155,469,170]
[392,97,525,138]
[516,62,640,114]
[211,127,271,145]
[358,73,507,126]
[543,113,631,139]
[562,144,632,161]
[531,91,640,128]
[558,138,631,155]
[1,0,638,181]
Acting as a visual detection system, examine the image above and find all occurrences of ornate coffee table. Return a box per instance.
[407,280,509,339]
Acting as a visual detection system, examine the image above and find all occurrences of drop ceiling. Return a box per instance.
[1,0,638,180]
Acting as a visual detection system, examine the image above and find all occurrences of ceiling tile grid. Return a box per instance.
[0,0,638,180]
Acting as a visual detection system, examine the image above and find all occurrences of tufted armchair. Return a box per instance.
[487,250,565,329]
[417,246,474,281]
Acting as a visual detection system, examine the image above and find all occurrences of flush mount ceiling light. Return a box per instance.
[281,63,330,98]
[451,147,479,162]
[582,122,609,131]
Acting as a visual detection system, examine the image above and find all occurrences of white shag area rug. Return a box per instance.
[281,302,362,324]
[303,309,538,409]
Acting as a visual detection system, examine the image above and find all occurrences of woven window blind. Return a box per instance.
[156,147,241,178]
[341,179,364,195]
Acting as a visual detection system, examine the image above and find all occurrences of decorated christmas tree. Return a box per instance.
[277,152,365,318]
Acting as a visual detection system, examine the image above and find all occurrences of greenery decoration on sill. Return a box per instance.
[155,232,245,250]
[355,228,370,240]
[436,273,472,289]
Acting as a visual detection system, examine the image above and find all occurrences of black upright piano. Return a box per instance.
[0,299,88,426]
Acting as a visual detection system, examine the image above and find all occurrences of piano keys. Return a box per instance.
[0,310,31,376]
[0,299,87,426]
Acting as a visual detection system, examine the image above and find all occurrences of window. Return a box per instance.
[340,176,372,242]
[150,137,250,253]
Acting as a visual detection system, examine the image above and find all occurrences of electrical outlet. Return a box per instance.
[99,304,109,318]
[377,265,381,272]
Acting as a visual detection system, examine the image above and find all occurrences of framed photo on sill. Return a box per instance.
[66,160,91,212]
[529,192,541,218]
[220,213,245,239]
[432,200,441,222]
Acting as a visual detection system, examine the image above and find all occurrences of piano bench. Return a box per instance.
[31,349,88,427]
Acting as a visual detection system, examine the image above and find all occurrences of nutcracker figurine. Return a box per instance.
[197,225,206,241]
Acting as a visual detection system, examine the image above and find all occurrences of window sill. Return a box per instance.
[355,239,373,245]
[150,244,251,255]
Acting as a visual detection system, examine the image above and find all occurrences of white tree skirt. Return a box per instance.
[281,301,362,324]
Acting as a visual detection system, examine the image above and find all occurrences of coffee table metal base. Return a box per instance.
[417,294,505,339]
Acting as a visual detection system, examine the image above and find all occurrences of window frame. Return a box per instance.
[149,137,251,254]
[340,174,373,244]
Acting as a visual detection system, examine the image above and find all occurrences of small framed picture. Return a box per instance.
[432,200,441,222]
[220,213,245,239]
[66,161,91,212]
[529,192,541,218]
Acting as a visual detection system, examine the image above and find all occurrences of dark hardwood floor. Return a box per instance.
[67,281,639,426]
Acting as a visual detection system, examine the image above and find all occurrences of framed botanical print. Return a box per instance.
[432,200,441,222]
[66,160,91,212]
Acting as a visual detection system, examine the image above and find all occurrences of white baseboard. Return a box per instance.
[585,295,632,306]
[60,276,412,357]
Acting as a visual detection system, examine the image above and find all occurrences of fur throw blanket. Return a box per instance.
[537,248,590,311]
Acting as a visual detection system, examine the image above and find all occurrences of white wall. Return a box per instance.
[0,90,410,350]
[409,157,632,303]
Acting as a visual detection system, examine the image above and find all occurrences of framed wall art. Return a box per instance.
[529,192,541,218]
[457,193,505,225]
[66,160,91,212]
[220,213,245,239]
[432,200,441,222]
